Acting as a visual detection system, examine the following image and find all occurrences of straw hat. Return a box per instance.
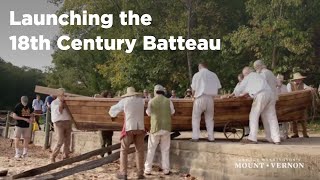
[277,74,284,82]
[291,72,306,81]
[121,87,141,98]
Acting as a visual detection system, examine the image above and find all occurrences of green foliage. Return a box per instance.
[0,57,46,110]
[47,0,320,95]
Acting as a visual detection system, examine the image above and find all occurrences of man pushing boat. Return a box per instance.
[190,62,221,142]
[233,67,281,144]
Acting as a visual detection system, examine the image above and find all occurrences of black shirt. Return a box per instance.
[14,103,33,128]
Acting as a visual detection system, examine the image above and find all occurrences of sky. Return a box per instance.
[0,0,60,70]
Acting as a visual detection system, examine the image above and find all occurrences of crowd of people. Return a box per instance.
[10,60,316,179]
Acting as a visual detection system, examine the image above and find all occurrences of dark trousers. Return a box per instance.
[100,130,114,157]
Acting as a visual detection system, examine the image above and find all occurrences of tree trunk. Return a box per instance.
[186,0,193,85]
[271,45,277,69]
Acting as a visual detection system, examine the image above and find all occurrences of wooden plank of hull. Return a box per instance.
[65,90,312,131]
[34,85,84,97]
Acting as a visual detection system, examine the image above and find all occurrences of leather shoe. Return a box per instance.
[116,173,127,180]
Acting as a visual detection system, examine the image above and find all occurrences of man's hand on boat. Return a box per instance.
[110,116,117,121]
[221,93,251,99]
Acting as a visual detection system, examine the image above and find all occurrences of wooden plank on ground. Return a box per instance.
[12,143,121,179]
[34,86,84,97]
[35,147,136,180]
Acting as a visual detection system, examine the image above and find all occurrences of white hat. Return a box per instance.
[121,87,141,98]
[154,84,165,92]
[291,72,306,81]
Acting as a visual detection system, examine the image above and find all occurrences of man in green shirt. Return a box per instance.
[144,85,175,176]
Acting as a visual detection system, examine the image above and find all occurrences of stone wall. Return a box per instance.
[3,128,320,180]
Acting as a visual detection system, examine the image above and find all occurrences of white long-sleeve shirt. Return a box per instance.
[234,72,271,98]
[191,68,221,98]
[109,96,145,131]
[51,98,72,123]
[259,68,278,100]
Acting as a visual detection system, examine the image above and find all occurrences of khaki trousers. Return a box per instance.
[292,110,308,136]
[51,120,72,159]
[120,130,145,176]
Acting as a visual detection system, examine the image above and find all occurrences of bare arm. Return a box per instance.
[12,113,30,122]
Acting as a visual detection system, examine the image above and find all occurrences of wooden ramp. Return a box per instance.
[11,143,134,180]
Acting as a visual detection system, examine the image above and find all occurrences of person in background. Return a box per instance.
[109,87,145,180]
[44,94,56,131]
[234,67,280,144]
[99,91,114,157]
[12,96,34,158]
[143,89,151,100]
[191,62,221,142]
[144,85,175,176]
[276,74,289,139]
[184,89,193,99]
[170,90,178,99]
[163,88,171,98]
[50,88,72,163]
[32,94,43,130]
[287,72,311,138]
[233,74,244,94]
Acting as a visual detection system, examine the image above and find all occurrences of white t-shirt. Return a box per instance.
[51,98,72,123]
[32,99,44,111]
[191,68,221,98]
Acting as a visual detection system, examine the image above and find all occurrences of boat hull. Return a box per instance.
[65,90,312,131]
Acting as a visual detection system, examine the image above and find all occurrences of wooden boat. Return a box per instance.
[64,90,312,140]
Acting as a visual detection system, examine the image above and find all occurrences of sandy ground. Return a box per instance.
[0,137,196,180]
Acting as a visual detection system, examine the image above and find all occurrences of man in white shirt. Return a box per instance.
[32,94,44,130]
[234,67,280,144]
[287,72,310,138]
[50,88,72,163]
[144,85,175,176]
[191,62,221,142]
[254,60,278,100]
[109,87,145,180]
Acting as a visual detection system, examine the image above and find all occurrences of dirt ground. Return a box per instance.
[0,137,196,180]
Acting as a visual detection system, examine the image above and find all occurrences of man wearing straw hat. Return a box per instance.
[50,88,72,163]
[276,74,289,139]
[144,85,175,176]
[109,87,145,180]
[287,72,311,138]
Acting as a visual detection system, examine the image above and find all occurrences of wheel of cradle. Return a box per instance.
[223,121,245,141]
